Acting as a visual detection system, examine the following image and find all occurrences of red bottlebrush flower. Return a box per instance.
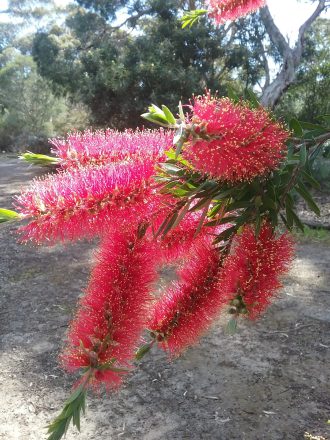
[15,160,156,244]
[157,212,208,262]
[61,226,161,390]
[149,238,231,355]
[51,129,172,169]
[184,94,289,182]
[207,0,266,24]
[222,222,294,319]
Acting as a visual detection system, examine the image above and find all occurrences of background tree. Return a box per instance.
[0,0,329,148]
[0,48,89,151]
[276,18,330,123]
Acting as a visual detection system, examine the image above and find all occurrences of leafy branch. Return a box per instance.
[46,376,89,440]
[142,98,330,241]
[180,9,208,28]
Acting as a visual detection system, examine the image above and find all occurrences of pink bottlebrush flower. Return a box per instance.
[51,129,172,169]
[207,0,266,24]
[61,226,161,390]
[222,222,294,319]
[184,94,289,182]
[149,238,231,355]
[15,160,156,244]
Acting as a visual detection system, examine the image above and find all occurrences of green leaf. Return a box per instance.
[226,317,238,334]
[268,208,278,228]
[289,118,303,137]
[299,144,307,166]
[135,343,153,361]
[172,201,191,228]
[245,89,260,108]
[303,128,328,140]
[46,383,88,440]
[178,101,185,122]
[214,225,237,244]
[291,209,305,232]
[173,125,186,158]
[285,197,294,230]
[189,197,212,212]
[295,181,320,216]
[180,9,207,28]
[301,170,320,190]
[141,113,170,128]
[161,105,176,125]
[162,211,179,236]
[20,152,59,167]
[227,86,239,103]
[299,121,326,131]
[0,208,20,223]
[208,202,223,218]
[195,201,211,236]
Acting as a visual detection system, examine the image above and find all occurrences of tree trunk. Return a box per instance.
[260,1,326,109]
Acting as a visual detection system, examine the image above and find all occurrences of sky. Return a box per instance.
[0,0,329,46]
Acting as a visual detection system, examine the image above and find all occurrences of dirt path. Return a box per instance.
[0,156,329,440]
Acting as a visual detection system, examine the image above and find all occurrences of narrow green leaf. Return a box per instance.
[299,121,326,131]
[180,9,207,28]
[214,226,237,243]
[289,118,303,137]
[285,198,294,230]
[178,101,185,122]
[172,201,191,228]
[268,208,278,228]
[0,208,20,223]
[135,343,153,361]
[141,113,169,127]
[162,211,179,237]
[295,181,320,216]
[46,385,88,440]
[208,202,223,218]
[299,144,307,166]
[301,170,320,189]
[161,105,176,125]
[226,317,238,334]
[189,197,212,212]
[20,152,59,166]
[291,209,305,232]
[195,201,211,236]
[245,89,260,108]
[227,86,239,102]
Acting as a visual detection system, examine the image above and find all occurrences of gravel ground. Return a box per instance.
[0,156,329,440]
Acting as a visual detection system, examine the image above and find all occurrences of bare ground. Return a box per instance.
[0,155,329,440]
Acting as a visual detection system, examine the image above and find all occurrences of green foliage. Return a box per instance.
[46,383,87,440]
[294,225,330,244]
[0,49,90,151]
[141,104,178,127]
[135,342,154,360]
[276,19,330,123]
[180,9,207,28]
[31,1,275,129]
[145,97,329,243]
[0,208,20,223]
[19,152,59,166]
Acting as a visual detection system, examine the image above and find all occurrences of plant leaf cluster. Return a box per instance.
[146,97,330,242]
[180,9,207,28]
[46,383,87,440]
